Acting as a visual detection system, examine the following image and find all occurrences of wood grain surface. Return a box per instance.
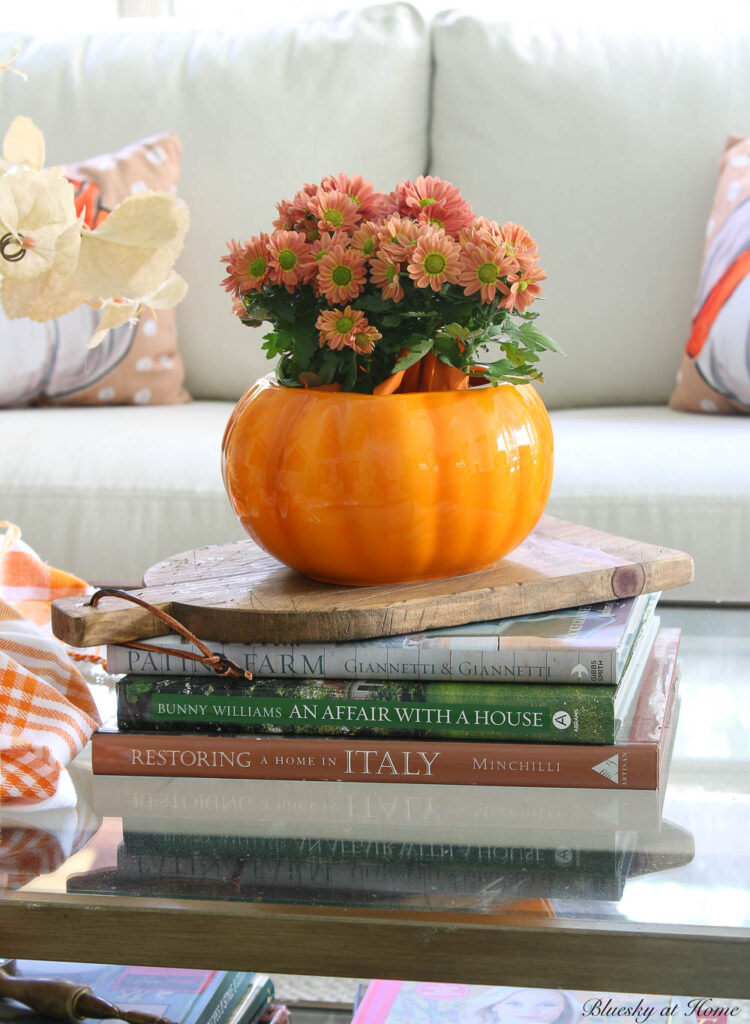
[1,895,747,999]
[51,516,694,649]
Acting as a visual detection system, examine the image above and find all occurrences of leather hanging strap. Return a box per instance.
[88,589,253,681]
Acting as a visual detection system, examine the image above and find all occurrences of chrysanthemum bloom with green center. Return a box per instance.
[311,231,349,262]
[459,216,503,251]
[221,234,270,295]
[317,243,367,304]
[273,182,318,231]
[266,229,315,292]
[370,253,404,302]
[459,242,515,304]
[350,221,379,259]
[309,189,360,235]
[316,305,380,352]
[501,221,539,272]
[376,215,419,262]
[351,324,381,354]
[391,175,474,236]
[321,173,386,221]
[500,265,547,313]
[408,227,462,291]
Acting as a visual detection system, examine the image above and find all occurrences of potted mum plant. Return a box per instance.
[221,173,561,586]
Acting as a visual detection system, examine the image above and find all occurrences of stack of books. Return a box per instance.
[92,592,681,793]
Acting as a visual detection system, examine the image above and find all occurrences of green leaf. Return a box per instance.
[354,294,391,313]
[317,347,339,384]
[342,348,358,391]
[444,322,471,340]
[518,321,565,354]
[382,313,404,327]
[501,320,522,343]
[293,328,315,368]
[392,336,433,372]
[276,326,295,348]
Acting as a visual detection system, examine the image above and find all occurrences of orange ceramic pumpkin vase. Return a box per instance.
[221,375,554,586]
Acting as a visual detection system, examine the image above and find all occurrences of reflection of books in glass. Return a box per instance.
[351,981,676,1024]
[65,817,693,911]
[91,772,671,842]
[106,594,657,686]
[0,962,269,1024]
[91,630,681,790]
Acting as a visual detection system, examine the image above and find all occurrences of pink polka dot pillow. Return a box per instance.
[670,134,750,414]
[0,133,190,408]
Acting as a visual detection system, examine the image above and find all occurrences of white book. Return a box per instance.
[106,593,658,685]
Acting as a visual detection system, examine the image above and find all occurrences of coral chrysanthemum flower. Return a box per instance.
[272,198,295,231]
[350,221,380,259]
[376,216,419,262]
[321,173,386,221]
[308,189,360,235]
[408,227,462,291]
[220,234,270,295]
[390,175,474,236]
[459,216,504,250]
[501,221,539,272]
[310,231,349,262]
[370,254,404,302]
[266,230,315,292]
[459,242,515,304]
[316,305,381,353]
[273,182,319,236]
[317,243,367,304]
[500,265,547,313]
[351,321,382,354]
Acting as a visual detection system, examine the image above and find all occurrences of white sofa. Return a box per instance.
[2,2,749,602]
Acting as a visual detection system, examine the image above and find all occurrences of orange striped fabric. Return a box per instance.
[0,523,101,805]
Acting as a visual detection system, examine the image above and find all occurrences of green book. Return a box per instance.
[117,618,657,745]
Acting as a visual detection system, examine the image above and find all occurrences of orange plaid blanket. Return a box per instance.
[0,523,101,805]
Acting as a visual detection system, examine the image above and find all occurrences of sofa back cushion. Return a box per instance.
[431,0,750,409]
[0,3,430,400]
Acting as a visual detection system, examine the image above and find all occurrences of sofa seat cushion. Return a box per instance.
[1,403,243,585]
[2,403,745,602]
[547,405,750,602]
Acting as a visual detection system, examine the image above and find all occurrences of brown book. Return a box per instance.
[91,630,680,791]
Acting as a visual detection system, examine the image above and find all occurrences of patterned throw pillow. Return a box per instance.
[670,134,750,414]
[0,133,190,407]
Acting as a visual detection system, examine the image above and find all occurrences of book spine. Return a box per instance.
[224,976,274,1024]
[117,676,617,744]
[106,642,618,684]
[188,970,257,1024]
[92,731,662,789]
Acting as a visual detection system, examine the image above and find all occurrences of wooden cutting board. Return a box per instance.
[51,516,694,649]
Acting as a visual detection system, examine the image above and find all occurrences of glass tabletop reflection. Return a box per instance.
[1,607,748,936]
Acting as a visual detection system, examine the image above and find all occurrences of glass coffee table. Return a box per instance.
[1,607,748,1002]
